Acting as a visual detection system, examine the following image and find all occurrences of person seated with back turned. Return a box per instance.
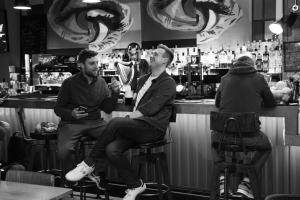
[65,44,176,200]
[54,49,121,186]
[212,56,276,199]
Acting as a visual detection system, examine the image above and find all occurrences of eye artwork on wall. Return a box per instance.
[47,0,133,52]
[147,0,243,44]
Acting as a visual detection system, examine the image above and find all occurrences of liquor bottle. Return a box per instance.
[235,41,240,57]
[186,48,191,63]
[219,46,227,68]
[215,52,220,68]
[175,52,182,66]
[241,42,247,54]
[226,47,233,66]
[208,48,215,68]
[258,40,262,52]
[256,52,263,72]
[263,45,269,73]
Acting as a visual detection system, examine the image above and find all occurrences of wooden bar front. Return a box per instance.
[0,97,299,195]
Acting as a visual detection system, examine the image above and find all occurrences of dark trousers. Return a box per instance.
[85,117,165,188]
[211,130,272,176]
[57,119,107,175]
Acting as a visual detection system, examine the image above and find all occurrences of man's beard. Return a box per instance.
[83,70,98,78]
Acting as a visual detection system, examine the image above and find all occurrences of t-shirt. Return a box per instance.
[133,75,158,111]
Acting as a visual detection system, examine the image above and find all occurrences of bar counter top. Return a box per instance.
[1,94,300,145]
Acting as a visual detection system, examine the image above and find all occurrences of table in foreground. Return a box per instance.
[0,181,73,200]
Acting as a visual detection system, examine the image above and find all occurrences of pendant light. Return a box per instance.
[269,0,299,35]
[13,0,32,10]
[82,0,101,3]
[269,19,284,35]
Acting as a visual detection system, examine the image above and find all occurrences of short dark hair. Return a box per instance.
[78,49,98,64]
[157,44,174,67]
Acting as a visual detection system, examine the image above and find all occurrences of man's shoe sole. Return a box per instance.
[237,188,254,199]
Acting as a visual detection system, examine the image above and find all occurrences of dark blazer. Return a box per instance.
[215,66,276,113]
[135,71,176,132]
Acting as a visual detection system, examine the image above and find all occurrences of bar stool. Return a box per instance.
[132,139,172,200]
[210,112,262,200]
[15,106,46,171]
[74,135,109,200]
[131,105,176,200]
[30,131,61,175]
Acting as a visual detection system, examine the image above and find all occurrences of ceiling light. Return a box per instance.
[13,0,31,10]
[269,12,298,35]
[269,19,284,35]
[82,0,101,3]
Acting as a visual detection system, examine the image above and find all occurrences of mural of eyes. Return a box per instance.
[147,0,243,43]
[47,0,133,52]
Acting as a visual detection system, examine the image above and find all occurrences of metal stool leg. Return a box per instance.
[104,189,110,200]
[158,152,172,200]
[224,167,230,200]
[248,169,261,200]
[155,158,163,200]
[210,164,220,200]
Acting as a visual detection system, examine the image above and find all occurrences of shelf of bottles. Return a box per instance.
[201,39,283,75]
[98,39,283,79]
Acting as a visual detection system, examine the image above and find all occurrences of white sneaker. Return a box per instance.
[237,177,254,199]
[123,181,146,200]
[65,161,94,182]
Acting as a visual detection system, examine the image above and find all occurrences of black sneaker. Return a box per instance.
[237,177,254,199]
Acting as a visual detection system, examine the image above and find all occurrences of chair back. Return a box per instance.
[6,170,55,186]
[210,111,260,133]
[210,112,257,154]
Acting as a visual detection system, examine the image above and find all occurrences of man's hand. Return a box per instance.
[110,78,121,93]
[71,108,88,119]
[129,110,143,119]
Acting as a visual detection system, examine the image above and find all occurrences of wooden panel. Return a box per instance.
[264,0,276,20]
[290,146,300,193]
[253,0,264,20]
[0,108,297,195]
[252,21,265,41]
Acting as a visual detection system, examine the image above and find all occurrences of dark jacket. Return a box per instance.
[135,71,176,133]
[54,72,118,122]
[215,66,276,113]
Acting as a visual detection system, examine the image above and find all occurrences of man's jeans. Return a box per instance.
[85,117,165,188]
[57,119,107,176]
[211,130,272,173]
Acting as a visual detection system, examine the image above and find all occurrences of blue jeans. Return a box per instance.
[85,117,165,188]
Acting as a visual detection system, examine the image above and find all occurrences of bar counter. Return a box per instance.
[1,95,300,195]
